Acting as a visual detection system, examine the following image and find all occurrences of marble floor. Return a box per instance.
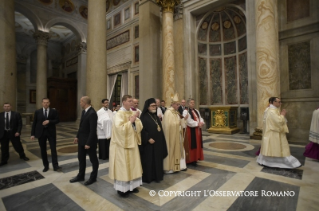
[0,122,319,211]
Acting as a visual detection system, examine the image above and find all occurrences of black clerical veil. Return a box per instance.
[141,98,157,118]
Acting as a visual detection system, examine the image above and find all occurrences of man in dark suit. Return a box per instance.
[0,103,29,166]
[160,100,167,114]
[70,96,99,186]
[178,99,187,115]
[31,98,61,172]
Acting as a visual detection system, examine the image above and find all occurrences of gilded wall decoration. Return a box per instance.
[210,59,222,104]
[59,0,74,13]
[79,6,88,19]
[106,30,130,50]
[199,58,208,105]
[288,41,311,90]
[224,56,237,104]
[239,53,248,104]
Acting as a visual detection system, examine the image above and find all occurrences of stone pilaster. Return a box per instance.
[76,42,87,123]
[253,0,280,139]
[86,0,107,109]
[34,31,50,109]
[156,0,180,105]
[0,0,17,110]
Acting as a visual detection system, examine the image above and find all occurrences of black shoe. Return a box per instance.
[70,177,85,183]
[84,179,97,186]
[43,166,49,172]
[53,166,62,172]
[191,162,197,166]
[130,188,139,193]
[117,191,129,198]
[21,157,29,161]
[0,162,7,167]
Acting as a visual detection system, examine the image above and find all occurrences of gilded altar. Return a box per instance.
[207,107,240,134]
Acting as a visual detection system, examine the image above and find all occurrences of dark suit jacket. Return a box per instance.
[31,108,59,138]
[76,107,98,147]
[0,111,22,139]
[178,106,185,115]
[160,107,167,114]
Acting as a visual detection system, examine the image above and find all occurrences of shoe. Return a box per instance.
[43,166,49,172]
[84,179,97,186]
[191,162,197,166]
[0,162,7,167]
[21,157,29,161]
[53,166,62,172]
[70,177,85,183]
[117,191,129,198]
[130,188,139,193]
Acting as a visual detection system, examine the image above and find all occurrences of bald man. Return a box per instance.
[131,98,141,118]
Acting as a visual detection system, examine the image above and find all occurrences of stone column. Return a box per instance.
[156,0,180,105]
[253,0,280,139]
[0,0,17,110]
[173,3,185,100]
[86,0,106,109]
[33,31,50,109]
[139,0,161,106]
[16,55,28,113]
[76,42,87,123]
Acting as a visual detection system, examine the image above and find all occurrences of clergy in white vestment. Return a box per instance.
[109,95,143,198]
[130,98,142,117]
[156,98,163,120]
[162,93,188,173]
[97,99,114,160]
[257,97,301,168]
[303,108,319,160]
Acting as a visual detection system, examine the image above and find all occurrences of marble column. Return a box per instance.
[76,42,87,123]
[86,0,106,109]
[253,0,280,138]
[0,0,17,110]
[16,55,28,113]
[33,31,50,109]
[156,0,180,105]
[139,0,161,106]
[173,4,185,100]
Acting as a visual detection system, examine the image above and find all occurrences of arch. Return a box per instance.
[15,2,44,31]
[44,18,87,42]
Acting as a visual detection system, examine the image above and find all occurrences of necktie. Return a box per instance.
[45,109,48,119]
[5,113,9,130]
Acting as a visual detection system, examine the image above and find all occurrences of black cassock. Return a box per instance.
[140,112,168,183]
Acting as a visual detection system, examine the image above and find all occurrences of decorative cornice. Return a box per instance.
[107,61,132,74]
[156,0,181,13]
[33,31,50,46]
[76,42,87,54]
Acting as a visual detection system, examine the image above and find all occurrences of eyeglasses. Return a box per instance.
[149,105,157,107]
[274,101,282,103]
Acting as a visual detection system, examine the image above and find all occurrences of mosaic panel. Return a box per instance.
[210,59,222,104]
[199,58,208,105]
[239,53,248,104]
[224,56,237,104]
[221,11,235,41]
[288,41,311,90]
[224,41,236,55]
[238,36,247,52]
[209,13,221,42]
[198,43,207,55]
[209,44,221,56]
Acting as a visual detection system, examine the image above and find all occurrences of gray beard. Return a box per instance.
[150,110,156,113]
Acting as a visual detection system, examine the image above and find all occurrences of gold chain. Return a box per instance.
[148,113,161,132]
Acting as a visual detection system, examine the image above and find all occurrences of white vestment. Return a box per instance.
[97,108,114,139]
[309,109,319,144]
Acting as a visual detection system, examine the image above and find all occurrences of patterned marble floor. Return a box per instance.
[0,122,319,211]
